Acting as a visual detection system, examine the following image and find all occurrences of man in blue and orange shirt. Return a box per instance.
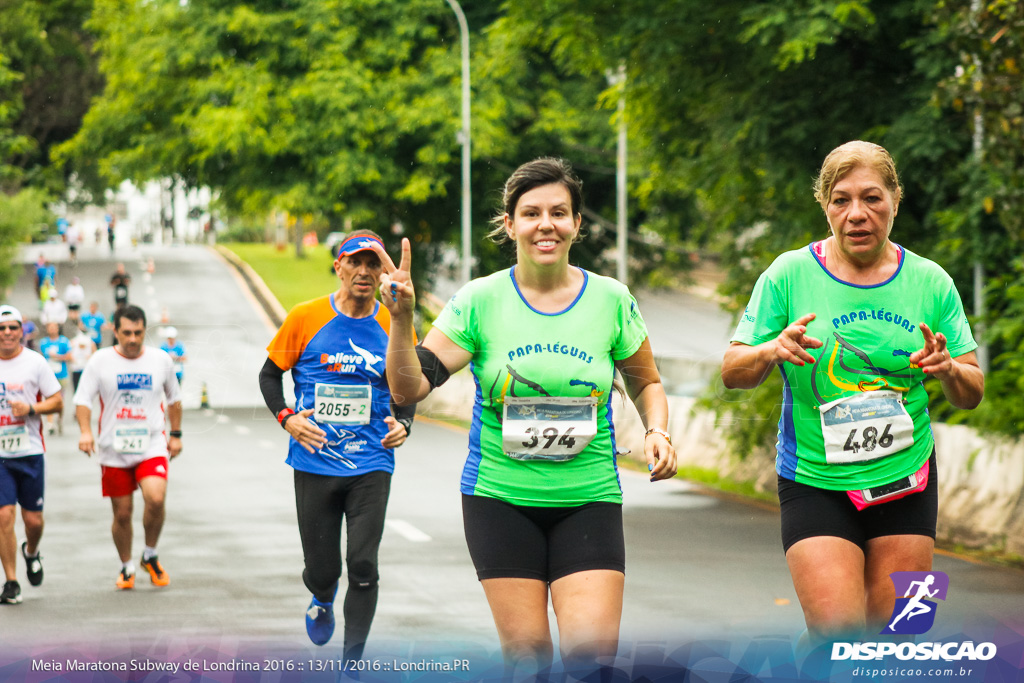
[259,230,415,658]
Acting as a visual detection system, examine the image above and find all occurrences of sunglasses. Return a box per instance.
[0,324,22,332]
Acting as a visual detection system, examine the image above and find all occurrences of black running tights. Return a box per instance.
[294,469,391,660]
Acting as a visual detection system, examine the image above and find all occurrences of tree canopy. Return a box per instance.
[0,0,100,286]
[0,0,100,193]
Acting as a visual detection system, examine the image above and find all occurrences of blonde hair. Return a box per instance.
[813,141,903,212]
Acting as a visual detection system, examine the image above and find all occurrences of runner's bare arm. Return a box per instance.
[722,312,823,389]
[76,404,95,456]
[616,338,677,482]
[166,401,183,458]
[10,391,62,417]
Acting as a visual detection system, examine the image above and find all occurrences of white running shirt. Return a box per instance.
[65,283,85,307]
[69,332,95,372]
[0,348,61,458]
[73,346,182,467]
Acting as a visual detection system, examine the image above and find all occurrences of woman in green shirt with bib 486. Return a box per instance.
[722,141,984,645]
[373,158,676,677]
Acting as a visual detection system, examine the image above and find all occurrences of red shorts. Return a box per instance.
[101,457,169,498]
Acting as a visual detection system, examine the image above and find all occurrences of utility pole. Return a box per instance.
[970,0,989,373]
[445,0,472,284]
[606,64,628,284]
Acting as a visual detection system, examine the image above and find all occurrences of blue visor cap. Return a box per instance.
[336,236,385,258]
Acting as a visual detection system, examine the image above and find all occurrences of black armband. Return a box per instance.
[259,357,289,417]
[415,344,451,389]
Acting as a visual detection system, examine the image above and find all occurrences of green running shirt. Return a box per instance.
[731,244,977,490]
[432,267,648,506]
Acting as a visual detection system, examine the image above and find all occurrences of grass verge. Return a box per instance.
[937,544,1024,571]
[673,465,778,504]
[220,242,337,311]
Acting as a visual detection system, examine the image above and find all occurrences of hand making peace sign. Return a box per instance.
[369,237,415,318]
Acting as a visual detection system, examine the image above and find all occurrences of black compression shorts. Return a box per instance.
[462,493,625,582]
[778,452,938,553]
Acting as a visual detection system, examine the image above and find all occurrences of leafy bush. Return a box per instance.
[221,224,265,243]
[0,188,51,291]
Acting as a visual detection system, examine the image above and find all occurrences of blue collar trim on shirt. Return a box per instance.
[509,266,588,316]
[809,242,905,289]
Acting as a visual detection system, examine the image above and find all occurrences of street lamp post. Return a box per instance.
[606,64,627,284]
[445,0,472,284]
[969,0,989,373]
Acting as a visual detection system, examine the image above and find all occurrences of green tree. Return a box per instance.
[1,1,95,294]
[0,0,101,193]
[929,0,1024,434]
[487,0,1023,445]
[57,0,477,275]
[470,7,623,276]
[0,52,32,188]
[0,187,50,291]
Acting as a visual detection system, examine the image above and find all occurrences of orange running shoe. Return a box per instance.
[140,555,170,587]
[116,568,135,590]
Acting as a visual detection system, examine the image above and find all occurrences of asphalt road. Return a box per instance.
[1,240,1022,681]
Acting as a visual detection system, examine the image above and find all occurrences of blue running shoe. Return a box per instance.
[305,595,335,646]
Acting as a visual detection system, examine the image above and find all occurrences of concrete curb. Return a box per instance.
[211,244,288,327]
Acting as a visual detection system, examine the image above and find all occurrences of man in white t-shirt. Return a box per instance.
[64,276,86,327]
[68,328,96,392]
[73,305,182,590]
[0,306,63,606]
[41,291,67,327]
[65,223,81,265]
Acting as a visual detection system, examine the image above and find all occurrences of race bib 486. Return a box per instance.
[819,390,915,464]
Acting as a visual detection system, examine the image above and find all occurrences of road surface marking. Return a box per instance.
[386,519,432,542]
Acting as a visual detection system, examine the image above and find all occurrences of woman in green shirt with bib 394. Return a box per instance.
[374,158,676,678]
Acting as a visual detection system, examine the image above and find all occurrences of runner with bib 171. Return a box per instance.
[721,140,984,648]
[372,157,676,680]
